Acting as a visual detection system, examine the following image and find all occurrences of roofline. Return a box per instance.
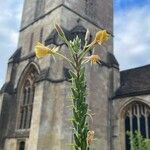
[121,64,150,73]
[112,89,150,100]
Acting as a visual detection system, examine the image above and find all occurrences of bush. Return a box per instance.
[127,131,150,150]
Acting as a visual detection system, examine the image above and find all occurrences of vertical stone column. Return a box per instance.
[28,81,45,150]
[87,66,110,150]
[34,81,72,150]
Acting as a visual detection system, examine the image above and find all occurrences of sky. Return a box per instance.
[0,0,150,87]
[114,0,150,69]
[0,0,23,87]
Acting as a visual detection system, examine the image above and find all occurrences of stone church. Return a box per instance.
[0,0,150,150]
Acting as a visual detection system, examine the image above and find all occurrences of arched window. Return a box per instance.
[19,68,37,129]
[124,102,150,150]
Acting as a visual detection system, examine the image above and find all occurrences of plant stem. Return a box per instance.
[70,55,89,150]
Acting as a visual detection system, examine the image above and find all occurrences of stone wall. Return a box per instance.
[4,139,17,150]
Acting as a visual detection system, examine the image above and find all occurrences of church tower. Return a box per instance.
[0,0,119,150]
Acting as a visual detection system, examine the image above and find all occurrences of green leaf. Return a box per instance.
[71,88,78,97]
[72,120,78,130]
[73,108,79,121]
[74,133,81,147]
[69,70,77,78]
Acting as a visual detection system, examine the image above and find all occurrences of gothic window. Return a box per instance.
[35,0,45,19]
[19,68,37,129]
[124,102,150,150]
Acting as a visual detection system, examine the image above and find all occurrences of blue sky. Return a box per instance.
[114,0,150,70]
[0,0,150,87]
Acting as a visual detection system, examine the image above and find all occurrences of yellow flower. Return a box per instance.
[88,30,109,47]
[95,30,109,45]
[35,42,59,58]
[87,130,95,145]
[85,29,91,42]
[83,55,101,64]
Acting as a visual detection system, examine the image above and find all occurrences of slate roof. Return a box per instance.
[115,64,150,98]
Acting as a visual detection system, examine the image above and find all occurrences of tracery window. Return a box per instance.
[19,68,37,129]
[124,102,150,150]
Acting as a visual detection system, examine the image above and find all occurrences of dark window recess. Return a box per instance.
[29,33,34,52]
[19,141,25,150]
[35,0,45,19]
[125,116,130,150]
[39,27,44,43]
[19,68,37,129]
[140,116,146,138]
[124,102,150,150]
[133,116,137,132]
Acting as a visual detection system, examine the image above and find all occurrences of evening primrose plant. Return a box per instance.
[35,24,109,150]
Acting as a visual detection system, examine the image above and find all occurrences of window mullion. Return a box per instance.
[23,89,26,105]
[29,87,33,104]
[19,108,24,129]
[25,88,29,105]
[24,107,28,129]
[21,107,26,129]
[27,87,30,104]
[145,115,149,138]
[137,104,141,133]
[27,105,32,128]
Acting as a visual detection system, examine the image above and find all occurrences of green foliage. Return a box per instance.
[127,131,150,150]
[69,37,89,150]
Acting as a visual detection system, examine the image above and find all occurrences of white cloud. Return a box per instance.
[10,31,19,46]
[114,5,150,70]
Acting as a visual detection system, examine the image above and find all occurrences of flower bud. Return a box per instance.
[85,29,91,42]
[87,130,95,145]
